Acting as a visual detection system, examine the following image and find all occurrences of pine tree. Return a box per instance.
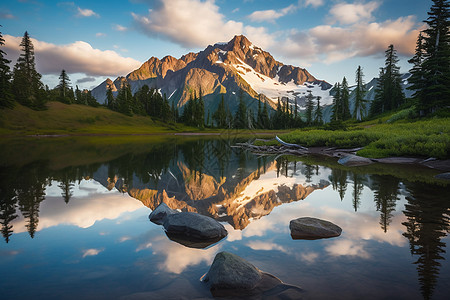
[12,31,45,109]
[415,0,450,115]
[305,91,315,126]
[371,68,386,115]
[116,81,133,116]
[106,85,115,110]
[314,96,323,125]
[213,94,227,128]
[196,90,205,127]
[56,69,72,104]
[341,77,351,120]
[354,66,367,121]
[331,83,342,121]
[373,45,405,115]
[262,101,270,129]
[0,27,14,108]
[235,91,247,128]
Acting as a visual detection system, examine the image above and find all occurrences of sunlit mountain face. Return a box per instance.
[0,137,449,300]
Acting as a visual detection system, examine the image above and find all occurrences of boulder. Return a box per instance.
[435,172,450,180]
[338,155,373,167]
[204,252,262,291]
[290,217,342,240]
[204,252,304,299]
[163,212,227,241]
[149,202,177,225]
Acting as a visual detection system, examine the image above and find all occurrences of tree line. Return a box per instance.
[0,30,99,110]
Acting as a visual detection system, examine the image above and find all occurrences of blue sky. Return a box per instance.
[0,0,430,90]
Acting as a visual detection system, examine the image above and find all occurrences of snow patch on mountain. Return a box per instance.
[233,58,333,106]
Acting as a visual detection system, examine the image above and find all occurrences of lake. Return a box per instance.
[0,135,449,300]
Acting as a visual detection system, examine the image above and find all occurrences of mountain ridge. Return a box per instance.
[91,35,333,114]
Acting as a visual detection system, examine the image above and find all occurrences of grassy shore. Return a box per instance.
[278,117,450,159]
[0,102,198,136]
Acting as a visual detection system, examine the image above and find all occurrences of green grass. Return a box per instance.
[279,117,450,159]
[0,102,199,136]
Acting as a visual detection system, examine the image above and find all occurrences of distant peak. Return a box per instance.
[229,35,252,47]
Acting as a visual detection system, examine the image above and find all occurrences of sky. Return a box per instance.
[0,0,430,90]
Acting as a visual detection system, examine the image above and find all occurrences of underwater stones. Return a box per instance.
[435,172,450,180]
[290,217,342,240]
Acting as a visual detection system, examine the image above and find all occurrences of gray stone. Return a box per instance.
[163,212,227,241]
[290,217,342,240]
[338,154,373,166]
[204,252,262,290]
[204,252,304,299]
[435,172,450,180]
[149,202,176,225]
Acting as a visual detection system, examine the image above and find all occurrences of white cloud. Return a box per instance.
[76,7,99,18]
[275,16,421,64]
[82,248,104,258]
[95,32,106,37]
[114,24,128,32]
[132,0,243,48]
[301,0,325,8]
[0,13,16,19]
[3,34,142,77]
[248,4,296,23]
[329,1,380,25]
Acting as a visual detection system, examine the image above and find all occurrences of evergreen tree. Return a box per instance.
[354,66,367,121]
[262,101,271,129]
[56,69,71,104]
[196,90,205,127]
[106,85,115,110]
[415,0,450,115]
[341,77,351,120]
[372,44,405,115]
[213,94,227,128]
[116,81,133,116]
[408,33,426,106]
[314,96,323,125]
[331,83,342,121]
[0,27,14,108]
[371,68,386,115]
[12,31,45,109]
[305,91,314,126]
[235,91,247,128]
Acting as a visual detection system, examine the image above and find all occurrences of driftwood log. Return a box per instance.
[234,136,363,158]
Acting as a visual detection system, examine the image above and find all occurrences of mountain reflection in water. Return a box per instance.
[0,138,449,300]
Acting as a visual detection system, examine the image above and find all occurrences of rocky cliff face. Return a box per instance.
[92,35,332,114]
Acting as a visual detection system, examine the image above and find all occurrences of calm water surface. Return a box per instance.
[0,137,449,299]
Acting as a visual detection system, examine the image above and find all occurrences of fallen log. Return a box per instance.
[275,136,308,150]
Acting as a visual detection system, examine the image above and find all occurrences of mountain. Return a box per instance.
[91,35,332,114]
[322,73,413,122]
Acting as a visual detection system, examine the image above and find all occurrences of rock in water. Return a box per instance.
[149,202,176,225]
[338,155,373,167]
[204,252,262,290]
[204,252,304,299]
[163,212,227,241]
[290,217,342,240]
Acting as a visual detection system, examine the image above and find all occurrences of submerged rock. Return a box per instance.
[290,217,342,240]
[163,212,227,241]
[204,252,304,299]
[338,155,373,167]
[148,202,177,225]
[435,172,450,180]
